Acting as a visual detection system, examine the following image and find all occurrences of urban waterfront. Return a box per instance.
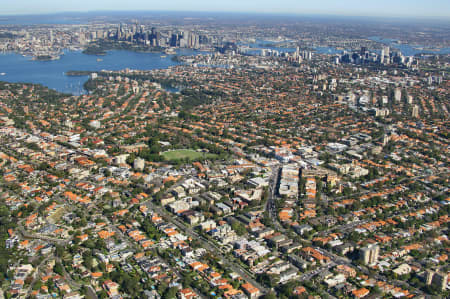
[368,36,450,56]
[0,49,200,95]
[1,42,447,97]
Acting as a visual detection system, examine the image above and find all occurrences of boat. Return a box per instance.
[160,55,167,58]
[0,73,5,76]
[165,48,176,55]
[97,58,103,62]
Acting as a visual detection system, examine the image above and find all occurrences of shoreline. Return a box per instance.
[0,49,196,96]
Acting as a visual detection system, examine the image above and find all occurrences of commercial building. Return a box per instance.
[360,244,379,265]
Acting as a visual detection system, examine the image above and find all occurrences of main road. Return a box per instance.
[143,199,269,294]
[266,165,285,232]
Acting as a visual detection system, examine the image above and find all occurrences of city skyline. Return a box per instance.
[1,0,450,18]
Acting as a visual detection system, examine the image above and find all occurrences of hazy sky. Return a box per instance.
[2,0,450,18]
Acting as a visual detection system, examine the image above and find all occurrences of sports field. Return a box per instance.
[161,149,216,161]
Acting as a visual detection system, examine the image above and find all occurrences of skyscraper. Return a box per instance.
[360,244,379,265]
[394,88,401,102]
[381,46,390,64]
[360,46,367,57]
[430,272,448,291]
[412,105,419,118]
[407,95,413,104]
[426,270,435,285]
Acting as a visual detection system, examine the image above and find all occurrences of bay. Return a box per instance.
[0,49,200,95]
[240,39,343,55]
[368,36,450,56]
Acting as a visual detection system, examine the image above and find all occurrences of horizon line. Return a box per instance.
[1,9,450,21]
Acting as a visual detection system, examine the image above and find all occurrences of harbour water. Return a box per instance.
[244,38,450,57]
[0,49,200,95]
[368,36,450,56]
[1,38,448,96]
[241,39,346,55]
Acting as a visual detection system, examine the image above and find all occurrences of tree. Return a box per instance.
[157,282,168,295]
[163,287,178,299]
[98,290,109,299]
[231,221,247,236]
[178,110,188,119]
[46,278,54,290]
[32,280,43,290]
[53,262,64,276]
[262,291,277,299]
[122,274,139,295]
[55,245,64,257]
[257,273,279,288]
[181,272,193,288]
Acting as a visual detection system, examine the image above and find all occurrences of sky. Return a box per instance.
[1,0,450,18]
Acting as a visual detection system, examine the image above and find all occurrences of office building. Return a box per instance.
[412,105,419,118]
[394,88,402,102]
[432,272,448,291]
[383,46,390,64]
[360,244,379,265]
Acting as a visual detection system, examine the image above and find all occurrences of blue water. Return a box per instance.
[314,47,344,55]
[368,36,450,56]
[243,37,450,57]
[240,39,296,55]
[243,45,343,56]
[241,39,344,55]
[0,49,199,95]
[163,86,181,93]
